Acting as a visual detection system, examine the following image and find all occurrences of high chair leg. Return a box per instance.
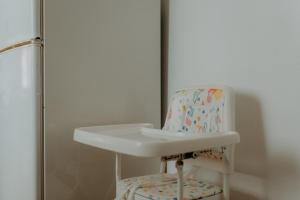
[160,159,167,173]
[115,153,122,193]
[223,174,230,200]
[176,160,184,200]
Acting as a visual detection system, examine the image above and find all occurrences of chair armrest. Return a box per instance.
[73,123,154,149]
[141,128,240,149]
[74,125,239,157]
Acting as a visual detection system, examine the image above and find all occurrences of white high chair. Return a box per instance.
[74,85,240,200]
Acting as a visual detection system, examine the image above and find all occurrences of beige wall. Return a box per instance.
[164,0,300,199]
[45,0,160,199]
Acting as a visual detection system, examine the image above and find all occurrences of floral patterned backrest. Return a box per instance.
[163,87,227,159]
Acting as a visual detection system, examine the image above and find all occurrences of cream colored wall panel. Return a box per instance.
[45,0,160,199]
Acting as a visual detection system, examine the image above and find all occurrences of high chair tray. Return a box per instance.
[74,123,240,157]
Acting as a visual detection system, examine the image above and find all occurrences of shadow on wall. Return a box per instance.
[231,190,262,200]
[161,0,169,125]
[233,92,268,199]
[235,92,268,178]
[266,152,300,200]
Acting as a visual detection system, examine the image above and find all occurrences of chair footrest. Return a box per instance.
[117,173,222,200]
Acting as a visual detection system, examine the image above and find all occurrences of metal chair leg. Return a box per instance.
[160,159,167,173]
[115,153,121,194]
[176,159,184,200]
[223,174,230,200]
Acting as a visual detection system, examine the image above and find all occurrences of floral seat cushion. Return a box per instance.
[163,88,226,160]
[117,173,222,200]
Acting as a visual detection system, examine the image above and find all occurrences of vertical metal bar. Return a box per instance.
[176,160,184,200]
[223,144,234,200]
[40,42,45,200]
[223,174,230,200]
[115,153,122,194]
[41,0,45,198]
[160,159,167,173]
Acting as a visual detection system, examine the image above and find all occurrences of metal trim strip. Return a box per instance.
[0,38,43,54]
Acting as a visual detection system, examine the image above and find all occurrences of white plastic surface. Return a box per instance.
[0,44,42,200]
[74,124,239,157]
[0,0,40,49]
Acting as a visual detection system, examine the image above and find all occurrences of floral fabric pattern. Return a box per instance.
[163,88,226,159]
[116,173,222,200]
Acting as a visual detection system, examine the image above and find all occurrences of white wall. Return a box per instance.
[45,0,160,199]
[166,0,300,199]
